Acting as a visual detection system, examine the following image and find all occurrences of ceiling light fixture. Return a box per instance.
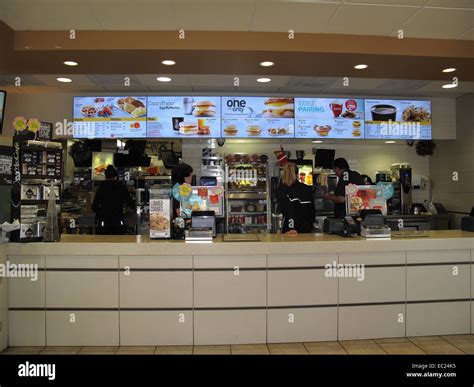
[442,68,456,73]
[64,61,78,66]
[157,77,172,82]
[442,83,458,89]
[385,141,396,144]
[257,77,271,83]
[260,61,274,67]
[161,60,176,66]
[56,77,72,83]
[354,64,368,70]
[312,140,323,143]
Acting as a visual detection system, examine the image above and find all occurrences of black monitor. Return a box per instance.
[0,90,6,134]
[159,149,179,169]
[315,149,335,169]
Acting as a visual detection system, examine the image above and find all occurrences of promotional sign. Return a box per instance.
[0,145,13,185]
[149,198,171,239]
[73,96,147,138]
[221,97,295,138]
[295,98,365,139]
[364,99,432,140]
[147,96,221,138]
[91,152,114,181]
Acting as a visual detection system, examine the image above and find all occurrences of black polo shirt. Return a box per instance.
[334,169,365,218]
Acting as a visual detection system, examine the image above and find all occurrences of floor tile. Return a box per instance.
[408,336,443,342]
[414,341,464,355]
[193,345,231,355]
[378,343,426,355]
[231,348,270,355]
[1,347,45,355]
[116,346,156,355]
[78,346,118,355]
[441,334,474,341]
[40,347,81,355]
[339,339,377,345]
[305,342,347,355]
[340,343,386,355]
[154,349,193,355]
[231,344,268,350]
[440,340,474,355]
[374,338,410,344]
[269,347,309,355]
[268,342,306,349]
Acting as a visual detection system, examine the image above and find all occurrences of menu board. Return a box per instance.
[73,96,147,138]
[147,96,221,138]
[295,98,365,139]
[221,97,295,138]
[0,91,5,133]
[364,99,432,140]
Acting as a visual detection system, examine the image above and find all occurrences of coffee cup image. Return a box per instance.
[371,104,397,121]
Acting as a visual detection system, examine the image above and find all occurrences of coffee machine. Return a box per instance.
[389,163,412,215]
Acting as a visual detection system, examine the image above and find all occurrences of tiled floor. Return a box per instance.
[1,335,473,355]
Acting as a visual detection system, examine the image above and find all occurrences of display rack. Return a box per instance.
[10,139,63,242]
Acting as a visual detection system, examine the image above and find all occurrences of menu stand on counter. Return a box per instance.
[10,139,63,242]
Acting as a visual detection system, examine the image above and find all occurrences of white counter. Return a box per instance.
[3,230,474,346]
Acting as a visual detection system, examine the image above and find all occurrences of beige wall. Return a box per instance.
[430,93,474,226]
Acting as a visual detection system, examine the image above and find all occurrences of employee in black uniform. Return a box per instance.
[276,162,315,236]
[92,165,135,234]
[324,157,365,218]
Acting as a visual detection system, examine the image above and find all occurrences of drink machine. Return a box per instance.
[389,163,412,215]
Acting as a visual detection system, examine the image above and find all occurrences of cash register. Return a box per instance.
[185,211,216,242]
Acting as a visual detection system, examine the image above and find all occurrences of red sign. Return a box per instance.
[345,99,357,111]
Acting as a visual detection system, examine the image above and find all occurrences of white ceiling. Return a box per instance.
[0,0,472,40]
[1,74,472,98]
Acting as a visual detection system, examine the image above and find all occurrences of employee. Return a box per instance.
[171,163,194,218]
[276,162,315,236]
[92,165,135,234]
[324,157,365,218]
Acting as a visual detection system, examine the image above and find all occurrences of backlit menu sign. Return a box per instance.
[364,99,432,140]
[295,98,365,139]
[147,96,221,138]
[73,96,147,138]
[221,97,295,138]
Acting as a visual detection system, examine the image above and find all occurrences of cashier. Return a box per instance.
[92,165,135,234]
[171,163,194,218]
[324,157,365,218]
[276,162,315,236]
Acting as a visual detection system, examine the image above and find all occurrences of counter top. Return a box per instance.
[3,230,474,256]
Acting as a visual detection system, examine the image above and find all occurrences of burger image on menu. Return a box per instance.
[224,124,238,136]
[262,98,294,118]
[192,100,216,117]
[247,125,261,136]
[314,125,331,136]
[352,121,362,137]
[179,121,198,135]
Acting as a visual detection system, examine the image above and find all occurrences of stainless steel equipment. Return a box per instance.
[389,163,412,215]
[225,154,270,234]
[191,211,216,237]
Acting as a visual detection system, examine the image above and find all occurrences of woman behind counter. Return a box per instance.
[276,162,316,236]
[92,165,135,235]
[171,163,194,218]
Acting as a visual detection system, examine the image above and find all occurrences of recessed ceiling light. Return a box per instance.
[385,141,396,144]
[64,61,78,66]
[55,45,62,49]
[260,61,274,67]
[56,77,72,83]
[157,76,172,82]
[257,77,271,83]
[161,60,176,66]
[354,64,368,70]
[442,83,457,89]
[442,68,456,73]
[312,140,323,143]
[24,46,31,50]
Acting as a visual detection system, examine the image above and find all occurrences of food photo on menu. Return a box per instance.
[73,96,147,138]
[146,96,220,138]
[221,96,295,138]
[294,98,365,139]
[364,99,432,140]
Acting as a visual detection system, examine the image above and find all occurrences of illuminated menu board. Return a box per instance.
[73,96,147,138]
[221,97,295,138]
[364,99,432,139]
[295,98,365,139]
[147,96,221,138]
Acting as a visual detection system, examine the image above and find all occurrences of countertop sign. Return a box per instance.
[0,145,13,185]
